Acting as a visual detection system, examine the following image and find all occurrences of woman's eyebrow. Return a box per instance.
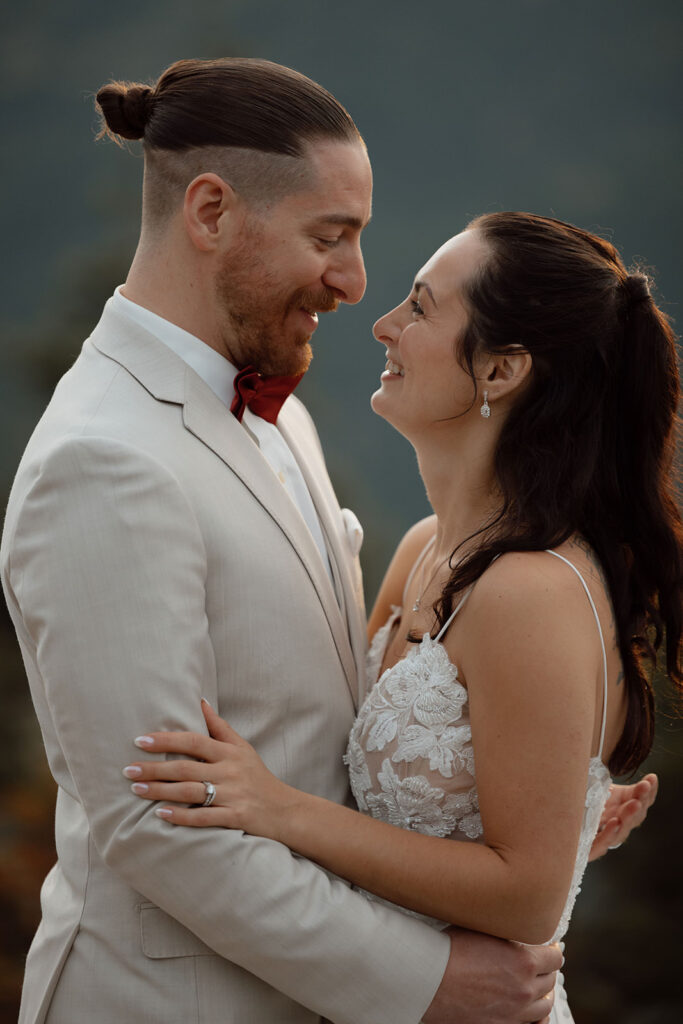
[414,280,437,307]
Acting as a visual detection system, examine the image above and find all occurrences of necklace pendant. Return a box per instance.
[412,599,420,612]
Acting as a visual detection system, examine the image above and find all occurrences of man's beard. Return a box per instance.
[215,245,338,377]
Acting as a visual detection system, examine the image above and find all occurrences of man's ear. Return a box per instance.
[183,173,242,252]
[482,346,533,403]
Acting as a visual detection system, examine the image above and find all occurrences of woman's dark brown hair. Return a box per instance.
[435,212,682,776]
[95,57,360,154]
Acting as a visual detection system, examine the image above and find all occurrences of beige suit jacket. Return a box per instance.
[1,301,449,1024]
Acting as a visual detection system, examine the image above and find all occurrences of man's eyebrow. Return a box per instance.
[314,213,372,229]
[414,280,437,307]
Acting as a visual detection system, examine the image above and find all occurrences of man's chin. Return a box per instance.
[288,346,313,378]
[259,342,312,378]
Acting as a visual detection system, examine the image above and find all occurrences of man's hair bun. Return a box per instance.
[96,82,154,142]
[623,272,652,306]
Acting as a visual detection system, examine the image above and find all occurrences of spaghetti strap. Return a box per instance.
[434,552,502,642]
[401,535,436,608]
[434,586,475,642]
[544,550,609,760]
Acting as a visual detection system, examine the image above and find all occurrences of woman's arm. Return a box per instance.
[127,552,608,945]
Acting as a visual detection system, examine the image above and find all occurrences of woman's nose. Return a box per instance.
[373,306,401,343]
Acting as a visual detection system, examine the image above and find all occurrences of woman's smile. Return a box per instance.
[381,353,405,379]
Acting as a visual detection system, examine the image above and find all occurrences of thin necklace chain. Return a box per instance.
[411,515,495,614]
[412,537,452,612]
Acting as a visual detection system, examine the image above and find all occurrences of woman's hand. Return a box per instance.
[123,699,299,841]
[588,773,658,860]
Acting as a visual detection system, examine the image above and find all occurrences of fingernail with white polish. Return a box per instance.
[201,698,214,710]
[131,783,149,794]
[134,736,155,748]
[122,765,142,778]
[155,808,173,819]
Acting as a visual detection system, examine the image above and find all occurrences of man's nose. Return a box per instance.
[323,247,367,305]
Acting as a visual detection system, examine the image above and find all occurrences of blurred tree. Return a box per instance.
[567,715,683,1023]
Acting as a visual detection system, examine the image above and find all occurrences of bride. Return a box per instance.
[125,213,681,1021]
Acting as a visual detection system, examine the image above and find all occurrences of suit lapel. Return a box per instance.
[90,303,359,707]
[278,407,366,704]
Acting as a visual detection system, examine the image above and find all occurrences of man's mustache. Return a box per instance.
[295,288,340,314]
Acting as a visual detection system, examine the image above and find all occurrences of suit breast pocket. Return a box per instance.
[139,901,217,959]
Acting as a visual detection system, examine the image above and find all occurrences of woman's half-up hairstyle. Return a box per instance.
[436,212,682,775]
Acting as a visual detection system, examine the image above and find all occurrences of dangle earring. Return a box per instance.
[480,390,491,418]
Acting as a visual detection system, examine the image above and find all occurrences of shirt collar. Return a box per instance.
[112,286,238,409]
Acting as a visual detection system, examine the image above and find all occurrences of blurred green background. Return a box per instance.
[1,1,681,1021]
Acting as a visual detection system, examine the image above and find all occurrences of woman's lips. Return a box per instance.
[382,357,404,378]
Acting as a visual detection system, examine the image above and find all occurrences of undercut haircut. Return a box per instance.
[95,57,363,228]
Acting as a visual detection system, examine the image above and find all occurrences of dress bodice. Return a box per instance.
[345,550,612,946]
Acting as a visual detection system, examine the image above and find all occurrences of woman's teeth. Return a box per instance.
[386,360,404,377]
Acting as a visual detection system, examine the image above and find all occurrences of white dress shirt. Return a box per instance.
[112,287,332,579]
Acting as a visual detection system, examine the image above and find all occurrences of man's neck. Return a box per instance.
[123,243,220,353]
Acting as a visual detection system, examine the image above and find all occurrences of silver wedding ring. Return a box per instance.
[201,781,216,807]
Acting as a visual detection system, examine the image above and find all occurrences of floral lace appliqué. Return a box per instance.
[548,757,611,944]
[345,626,483,844]
[366,758,477,838]
[345,609,611,952]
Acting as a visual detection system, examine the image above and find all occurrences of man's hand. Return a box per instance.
[422,928,561,1024]
[588,773,658,861]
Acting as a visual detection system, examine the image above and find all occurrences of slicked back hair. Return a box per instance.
[95,58,363,225]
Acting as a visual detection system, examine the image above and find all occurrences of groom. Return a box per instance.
[2,58,646,1024]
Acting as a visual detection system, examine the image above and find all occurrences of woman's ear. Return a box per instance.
[484,347,533,402]
[182,173,241,252]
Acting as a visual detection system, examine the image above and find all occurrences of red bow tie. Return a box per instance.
[230,365,304,425]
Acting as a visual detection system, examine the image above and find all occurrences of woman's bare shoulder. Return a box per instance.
[461,547,598,641]
[452,548,603,709]
[472,545,600,599]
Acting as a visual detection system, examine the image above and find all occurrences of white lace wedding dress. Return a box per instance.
[345,549,612,1023]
